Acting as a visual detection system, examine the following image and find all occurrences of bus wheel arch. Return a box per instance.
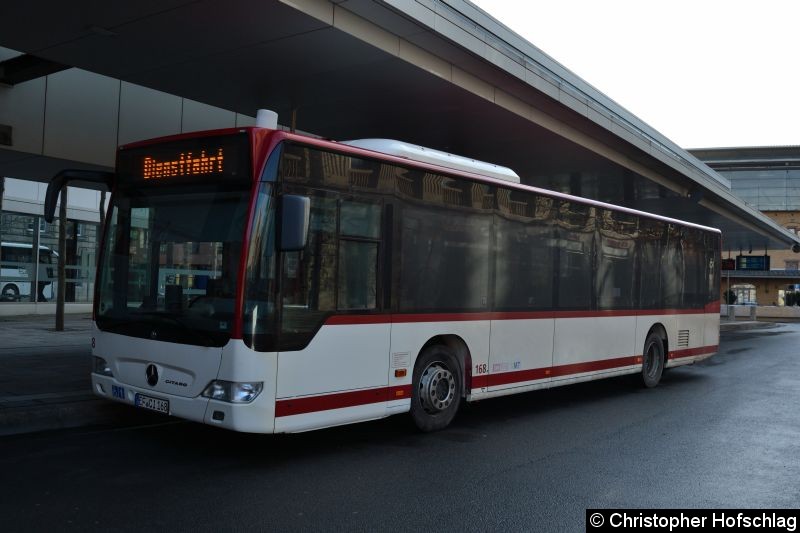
[641,324,667,388]
[411,335,469,432]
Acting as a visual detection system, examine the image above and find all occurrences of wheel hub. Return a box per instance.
[418,362,456,414]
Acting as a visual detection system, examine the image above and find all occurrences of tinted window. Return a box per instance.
[597,209,637,309]
[397,171,493,311]
[338,240,378,309]
[281,143,391,193]
[555,201,595,310]
[661,225,684,308]
[706,233,721,304]
[638,218,664,309]
[280,195,338,349]
[682,228,706,308]
[277,146,388,349]
[494,189,555,310]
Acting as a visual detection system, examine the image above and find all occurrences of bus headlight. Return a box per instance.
[202,380,263,403]
[93,356,114,377]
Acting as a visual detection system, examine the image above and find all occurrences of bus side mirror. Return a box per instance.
[45,170,114,223]
[280,195,310,251]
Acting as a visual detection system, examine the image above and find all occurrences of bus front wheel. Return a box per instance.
[641,331,665,388]
[411,345,462,432]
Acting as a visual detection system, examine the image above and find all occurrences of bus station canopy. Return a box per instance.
[0,0,797,254]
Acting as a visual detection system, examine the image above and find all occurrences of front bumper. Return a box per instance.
[91,373,276,433]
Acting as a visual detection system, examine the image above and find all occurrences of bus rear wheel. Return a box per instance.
[641,331,665,388]
[411,345,462,432]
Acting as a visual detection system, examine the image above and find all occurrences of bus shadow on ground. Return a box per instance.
[117,364,710,464]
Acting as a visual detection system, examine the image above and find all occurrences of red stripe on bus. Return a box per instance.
[275,385,412,417]
[325,308,719,325]
[485,367,550,386]
[325,315,394,325]
[484,355,641,386]
[480,346,717,390]
[668,345,718,360]
[274,345,717,417]
[549,356,642,377]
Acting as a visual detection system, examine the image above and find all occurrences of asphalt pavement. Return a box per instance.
[0,319,798,532]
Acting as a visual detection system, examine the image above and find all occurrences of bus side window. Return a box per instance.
[638,219,664,309]
[555,201,595,310]
[338,240,378,310]
[661,225,684,308]
[337,200,380,310]
[280,195,337,348]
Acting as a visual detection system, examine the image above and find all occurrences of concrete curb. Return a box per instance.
[0,396,157,437]
[0,393,167,437]
[720,320,780,332]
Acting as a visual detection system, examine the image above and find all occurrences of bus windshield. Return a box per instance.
[96,133,252,346]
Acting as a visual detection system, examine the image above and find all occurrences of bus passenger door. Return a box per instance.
[274,195,390,433]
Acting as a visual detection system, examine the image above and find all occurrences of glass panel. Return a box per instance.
[280,195,337,348]
[281,144,390,193]
[96,182,251,346]
[0,213,37,302]
[340,201,381,239]
[38,218,99,303]
[242,175,278,350]
[707,233,720,304]
[555,201,595,310]
[37,218,60,303]
[682,228,706,308]
[596,209,636,309]
[495,190,555,310]
[338,240,377,310]
[397,171,492,311]
[732,284,756,305]
[786,171,800,210]
[638,218,664,309]
[661,225,684,308]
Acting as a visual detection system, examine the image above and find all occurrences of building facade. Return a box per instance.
[0,177,103,312]
[692,146,800,306]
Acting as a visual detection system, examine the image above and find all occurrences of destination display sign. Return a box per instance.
[118,133,249,184]
[143,148,225,180]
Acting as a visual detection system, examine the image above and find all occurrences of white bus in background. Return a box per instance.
[0,242,57,302]
[47,120,721,434]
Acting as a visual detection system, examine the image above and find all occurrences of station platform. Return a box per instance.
[0,314,158,436]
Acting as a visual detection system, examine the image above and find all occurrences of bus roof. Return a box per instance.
[118,127,721,235]
[276,130,721,235]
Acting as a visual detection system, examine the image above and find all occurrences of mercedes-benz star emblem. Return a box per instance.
[145,364,159,387]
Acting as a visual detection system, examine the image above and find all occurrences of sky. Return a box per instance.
[469,0,800,149]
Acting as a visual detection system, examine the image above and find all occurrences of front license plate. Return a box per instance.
[135,393,169,414]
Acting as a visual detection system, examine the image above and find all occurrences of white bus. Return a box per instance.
[47,125,720,433]
[0,242,56,302]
